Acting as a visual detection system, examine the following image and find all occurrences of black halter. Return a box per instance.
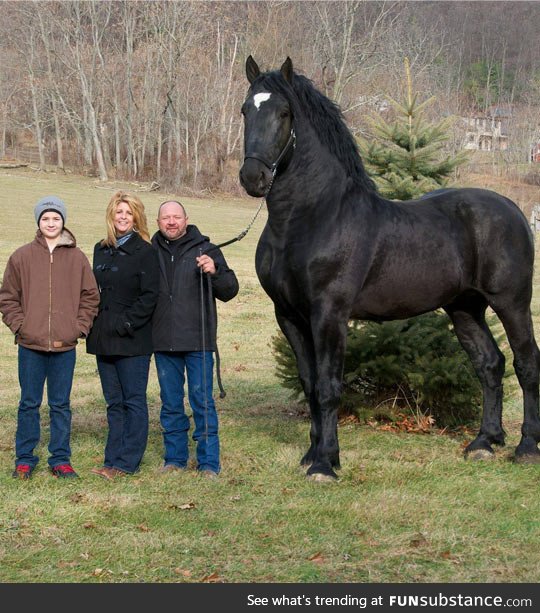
[243,126,296,175]
[207,125,296,256]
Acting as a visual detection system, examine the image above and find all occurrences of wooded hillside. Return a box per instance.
[1,1,540,192]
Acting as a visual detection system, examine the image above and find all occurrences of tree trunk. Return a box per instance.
[84,97,108,181]
[52,100,64,171]
[83,105,93,166]
[37,8,64,171]
[29,75,46,170]
[113,96,122,171]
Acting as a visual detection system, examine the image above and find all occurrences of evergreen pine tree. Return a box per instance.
[358,58,468,200]
[350,59,480,426]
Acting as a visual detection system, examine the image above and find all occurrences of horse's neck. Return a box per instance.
[266,162,351,236]
[278,129,344,197]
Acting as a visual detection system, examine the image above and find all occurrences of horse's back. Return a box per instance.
[351,187,534,319]
[409,187,535,298]
[413,187,533,261]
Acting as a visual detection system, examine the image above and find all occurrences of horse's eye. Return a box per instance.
[280,110,290,119]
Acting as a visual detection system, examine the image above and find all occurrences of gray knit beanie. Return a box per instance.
[34,196,67,225]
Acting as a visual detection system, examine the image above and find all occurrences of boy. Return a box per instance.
[0,196,99,479]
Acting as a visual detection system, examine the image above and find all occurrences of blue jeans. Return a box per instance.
[155,351,220,473]
[96,354,151,474]
[16,346,76,468]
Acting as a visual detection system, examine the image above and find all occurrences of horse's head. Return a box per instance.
[239,56,295,198]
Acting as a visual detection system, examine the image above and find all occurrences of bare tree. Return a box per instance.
[5,4,47,169]
[310,1,401,107]
[56,1,109,180]
[36,4,65,171]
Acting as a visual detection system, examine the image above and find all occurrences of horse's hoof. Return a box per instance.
[465,448,495,461]
[514,453,540,465]
[306,472,338,483]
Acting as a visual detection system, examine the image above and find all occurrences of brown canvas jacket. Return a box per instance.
[0,229,99,352]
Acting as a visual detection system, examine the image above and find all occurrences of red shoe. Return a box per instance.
[12,464,34,479]
[50,464,79,479]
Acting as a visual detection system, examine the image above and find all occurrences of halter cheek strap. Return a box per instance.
[244,126,296,174]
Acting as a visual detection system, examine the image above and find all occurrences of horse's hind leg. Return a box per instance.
[445,298,506,459]
[493,305,540,463]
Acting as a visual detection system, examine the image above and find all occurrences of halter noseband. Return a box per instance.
[244,126,296,177]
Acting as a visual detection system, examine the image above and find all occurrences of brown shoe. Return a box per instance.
[91,466,128,480]
[159,464,186,474]
[91,466,112,480]
[199,469,219,480]
[108,467,129,478]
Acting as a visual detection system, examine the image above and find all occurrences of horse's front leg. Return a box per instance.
[276,312,324,467]
[305,312,349,481]
[300,388,320,467]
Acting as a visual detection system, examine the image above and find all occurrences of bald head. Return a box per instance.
[157,201,188,240]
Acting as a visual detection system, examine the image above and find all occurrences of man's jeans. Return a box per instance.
[96,354,151,474]
[155,351,220,473]
[16,346,76,468]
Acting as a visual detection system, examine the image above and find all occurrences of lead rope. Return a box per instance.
[202,182,272,402]
[199,248,210,455]
[207,274,226,399]
[213,192,267,251]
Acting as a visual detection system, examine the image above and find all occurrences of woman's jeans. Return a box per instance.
[96,354,151,474]
[155,351,220,473]
[16,346,76,468]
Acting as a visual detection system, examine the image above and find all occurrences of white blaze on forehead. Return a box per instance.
[253,92,271,110]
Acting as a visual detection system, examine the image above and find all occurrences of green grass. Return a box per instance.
[0,168,539,583]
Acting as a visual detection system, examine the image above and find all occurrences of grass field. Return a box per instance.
[0,168,539,583]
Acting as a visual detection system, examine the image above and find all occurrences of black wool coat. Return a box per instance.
[152,225,239,352]
[86,233,159,356]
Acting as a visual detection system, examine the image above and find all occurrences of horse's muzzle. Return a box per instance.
[239,158,273,198]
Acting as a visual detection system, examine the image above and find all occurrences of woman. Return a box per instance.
[87,191,159,479]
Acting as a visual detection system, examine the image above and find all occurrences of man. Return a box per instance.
[152,200,239,476]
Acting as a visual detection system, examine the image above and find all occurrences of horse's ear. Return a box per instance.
[246,55,260,84]
[281,57,293,84]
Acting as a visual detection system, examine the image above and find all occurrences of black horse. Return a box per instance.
[239,56,540,481]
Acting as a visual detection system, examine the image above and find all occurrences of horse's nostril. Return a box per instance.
[239,167,249,186]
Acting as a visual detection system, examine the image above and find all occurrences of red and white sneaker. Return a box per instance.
[12,464,34,480]
[50,464,79,479]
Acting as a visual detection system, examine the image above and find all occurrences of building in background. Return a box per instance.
[462,106,513,152]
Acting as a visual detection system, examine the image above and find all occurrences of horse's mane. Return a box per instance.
[256,70,377,193]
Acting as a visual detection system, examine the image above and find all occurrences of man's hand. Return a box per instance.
[196,254,216,275]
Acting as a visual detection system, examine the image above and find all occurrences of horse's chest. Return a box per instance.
[256,240,304,304]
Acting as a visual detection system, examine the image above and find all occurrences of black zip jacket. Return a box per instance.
[151,225,239,352]
[86,233,159,356]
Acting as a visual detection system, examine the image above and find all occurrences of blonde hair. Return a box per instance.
[101,190,151,247]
